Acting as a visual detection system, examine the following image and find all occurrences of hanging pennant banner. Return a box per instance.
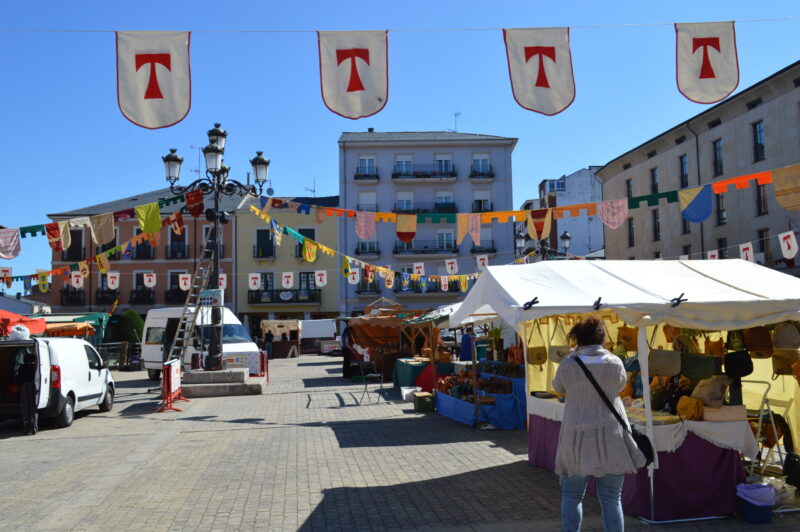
[444,258,458,275]
[400,272,410,291]
[37,270,50,293]
[143,272,157,288]
[104,271,120,290]
[282,272,294,289]
[178,273,191,291]
[459,275,469,292]
[318,30,389,119]
[347,268,361,285]
[440,275,449,292]
[218,273,227,290]
[476,254,489,271]
[706,250,719,260]
[675,22,739,104]
[385,271,395,289]
[503,27,575,116]
[679,185,713,222]
[70,271,84,289]
[598,199,628,230]
[779,230,799,260]
[248,273,262,290]
[116,31,192,129]
[412,262,425,276]
[738,242,755,262]
[315,270,328,288]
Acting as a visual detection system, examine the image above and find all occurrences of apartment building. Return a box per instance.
[235,195,340,337]
[338,130,517,315]
[598,60,800,266]
[47,188,244,316]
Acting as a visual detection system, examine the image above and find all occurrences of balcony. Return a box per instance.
[253,245,275,259]
[132,246,155,260]
[393,240,459,256]
[391,164,457,182]
[393,202,458,214]
[469,164,495,181]
[472,201,493,213]
[165,243,190,260]
[394,279,462,295]
[247,289,322,305]
[95,289,119,305]
[356,204,377,212]
[355,281,381,295]
[164,288,187,304]
[355,242,380,256]
[60,288,85,306]
[61,246,85,262]
[130,287,155,305]
[471,240,497,254]
[354,171,379,182]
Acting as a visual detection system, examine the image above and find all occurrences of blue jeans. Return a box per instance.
[561,473,625,532]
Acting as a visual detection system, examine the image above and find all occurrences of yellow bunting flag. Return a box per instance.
[302,241,318,263]
[37,270,50,293]
[135,202,162,234]
[341,257,350,277]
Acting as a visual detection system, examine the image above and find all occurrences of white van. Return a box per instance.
[142,307,261,379]
[0,338,115,429]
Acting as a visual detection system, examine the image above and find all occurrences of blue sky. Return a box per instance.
[1,1,799,294]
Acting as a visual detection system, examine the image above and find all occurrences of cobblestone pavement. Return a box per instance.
[0,356,798,531]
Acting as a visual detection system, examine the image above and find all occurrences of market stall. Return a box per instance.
[347,314,407,380]
[259,319,301,358]
[0,310,46,336]
[45,321,95,338]
[450,259,800,522]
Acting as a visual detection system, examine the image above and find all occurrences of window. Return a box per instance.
[254,228,274,258]
[625,179,633,199]
[435,191,453,204]
[357,156,376,176]
[681,218,690,235]
[650,168,659,194]
[547,180,566,193]
[260,272,274,291]
[357,191,377,211]
[756,184,769,216]
[752,121,765,162]
[63,228,84,261]
[394,155,413,175]
[757,229,771,264]
[85,346,103,370]
[682,245,691,258]
[717,238,728,259]
[627,217,635,248]
[651,210,660,241]
[472,153,490,175]
[134,271,153,289]
[202,225,223,257]
[679,155,689,188]
[436,230,454,250]
[97,227,119,257]
[395,191,413,212]
[145,327,165,344]
[715,193,727,225]
[434,154,453,174]
[297,228,316,259]
[168,271,187,290]
[479,227,493,248]
[298,272,315,291]
[712,139,723,177]
[654,251,662,259]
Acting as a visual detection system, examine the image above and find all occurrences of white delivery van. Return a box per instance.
[142,307,261,379]
[0,338,115,429]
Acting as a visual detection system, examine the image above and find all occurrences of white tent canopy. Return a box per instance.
[450,260,800,331]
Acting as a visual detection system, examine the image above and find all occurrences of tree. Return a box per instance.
[113,309,144,344]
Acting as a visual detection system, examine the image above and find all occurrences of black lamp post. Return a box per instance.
[560,231,572,254]
[163,123,271,370]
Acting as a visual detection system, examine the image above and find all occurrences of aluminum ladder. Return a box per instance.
[164,251,214,365]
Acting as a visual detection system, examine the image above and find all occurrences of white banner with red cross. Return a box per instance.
[143,272,157,287]
[675,22,738,104]
[779,230,799,260]
[504,27,575,115]
[476,254,489,271]
[116,31,191,129]
[178,273,191,291]
[444,258,459,275]
[739,242,755,262]
[318,30,388,119]
[248,273,262,290]
[106,271,120,290]
[218,273,227,290]
[347,267,361,285]
[281,272,295,289]
[70,271,84,289]
[412,262,425,276]
[314,270,328,288]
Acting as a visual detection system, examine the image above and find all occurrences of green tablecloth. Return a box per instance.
[392,358,455,387]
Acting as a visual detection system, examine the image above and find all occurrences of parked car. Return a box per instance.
[0,338,114,429]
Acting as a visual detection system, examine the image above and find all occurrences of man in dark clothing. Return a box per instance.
[341,326,355,378]
[264,330,274,357]
[19,350,39,435]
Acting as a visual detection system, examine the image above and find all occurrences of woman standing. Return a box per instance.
[552,317,645,532]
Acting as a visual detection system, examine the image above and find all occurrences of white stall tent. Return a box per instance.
[299,319,336,339]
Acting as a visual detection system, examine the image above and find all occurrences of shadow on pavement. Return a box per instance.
[298,361,339,367]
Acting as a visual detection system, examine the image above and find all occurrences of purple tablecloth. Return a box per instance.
[528,414,746,521]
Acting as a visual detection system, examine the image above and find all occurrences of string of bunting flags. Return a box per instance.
[1,20,787,127]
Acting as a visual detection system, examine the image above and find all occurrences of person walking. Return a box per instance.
[552,317,646,532]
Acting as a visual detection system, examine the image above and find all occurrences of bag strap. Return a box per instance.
[574,356,631,435]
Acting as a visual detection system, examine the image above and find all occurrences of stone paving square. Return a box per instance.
[0,355,798,531]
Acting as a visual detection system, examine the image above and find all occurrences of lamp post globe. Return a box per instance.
[560,231,572,253]
[163,124,267,371]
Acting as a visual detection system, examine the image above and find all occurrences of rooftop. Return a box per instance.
[339,131,517,145]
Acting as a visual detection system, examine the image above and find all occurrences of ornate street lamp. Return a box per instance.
[163,124,270,370]
[560,231,572,253]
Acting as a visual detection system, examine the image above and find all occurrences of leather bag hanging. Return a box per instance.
[673,333,701,354]
[547,319,572,363]
[724,350,754,378]
[681,352,716,381]
[616,324,638,352]
[677,395,704,421]
[527,320,548,366]
[691,375,730,408]
[773,349,800,376]
[663,324,680,344]
[704,336,725,358]
[744,326,773,359]
[725,330,747,352]
[649,349,682,377]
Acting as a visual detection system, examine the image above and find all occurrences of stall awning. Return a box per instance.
[45,322,95,337]
[0,309,47,336]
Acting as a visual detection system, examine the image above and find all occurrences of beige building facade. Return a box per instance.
[235,195,340,337]
[598,60,800,267]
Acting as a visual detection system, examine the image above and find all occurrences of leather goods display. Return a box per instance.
[773,321,800,348]
[548,345,572,364]
[574,357,653,467]
[616,325,639,351]
[649,349,681,377]
[673,333,701,354]
[690,375,730,408]
[703,404,746,422]
[681,352,716,381]
[704,336,725,358]
[663,324,680,344]
[724,350,754,378]
[773,348,800,376]
[527,346,547,366]
[662,381,691,415]
[623,356,640,373]
[677,395,704,421]
[725,329,747,352]
[744,326,773,358]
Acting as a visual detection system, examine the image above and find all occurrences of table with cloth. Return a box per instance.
[392,358,454,388]
[527,396,757,521]
[436,390,522,430]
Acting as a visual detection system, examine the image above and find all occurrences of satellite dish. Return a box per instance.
[266,187,274,196]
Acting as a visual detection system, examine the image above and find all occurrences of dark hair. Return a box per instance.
[567,317,605,346]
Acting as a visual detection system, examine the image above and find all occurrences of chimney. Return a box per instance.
[367,128,374,133]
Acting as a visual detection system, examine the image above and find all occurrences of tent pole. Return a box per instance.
[472,331,479,428]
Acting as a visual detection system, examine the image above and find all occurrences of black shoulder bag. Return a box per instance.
[574,357,654,467]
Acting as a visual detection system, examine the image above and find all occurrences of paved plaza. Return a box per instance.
[0,355,798,531]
